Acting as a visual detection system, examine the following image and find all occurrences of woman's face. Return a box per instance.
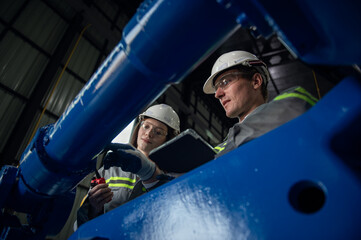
[136,118,168,156]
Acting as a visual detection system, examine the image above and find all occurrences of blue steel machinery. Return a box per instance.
[1,0,361,239]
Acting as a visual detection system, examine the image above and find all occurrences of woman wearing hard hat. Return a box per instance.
[76,104,180,228]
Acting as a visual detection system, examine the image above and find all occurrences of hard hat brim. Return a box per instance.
[203,63,244,94]
[203,74,217,94]
[203,61,270,94]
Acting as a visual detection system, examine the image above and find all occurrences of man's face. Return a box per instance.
[137,118,168,155]
[214,69,256,119]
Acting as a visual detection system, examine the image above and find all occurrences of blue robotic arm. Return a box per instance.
[0,0,239,238]
[1,0,360,239]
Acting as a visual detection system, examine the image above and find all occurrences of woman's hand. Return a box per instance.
[88,183,113,218]
[104,143,156,181]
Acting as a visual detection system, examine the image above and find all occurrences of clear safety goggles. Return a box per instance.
[214,72,244,92]
[140,121,168,137]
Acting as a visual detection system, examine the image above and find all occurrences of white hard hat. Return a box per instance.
[203,50,270,94]
[139,104,180,133]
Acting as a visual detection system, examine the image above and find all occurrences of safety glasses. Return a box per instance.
[214,72,244,92]
[140,121,168,137]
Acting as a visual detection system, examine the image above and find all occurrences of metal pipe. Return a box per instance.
[18,0,240,196]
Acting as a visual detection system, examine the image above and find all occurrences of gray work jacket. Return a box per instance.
[76,166,138,228]
[215,86,318,157]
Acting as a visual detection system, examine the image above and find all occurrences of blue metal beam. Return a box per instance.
[69,76,361,240]
[1,0,239,238]
[1,0,361,239]
[18,0,239,197]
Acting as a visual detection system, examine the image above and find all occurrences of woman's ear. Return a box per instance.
[252,73,263,90]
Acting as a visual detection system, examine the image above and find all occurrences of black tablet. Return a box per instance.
[149,129,216,173]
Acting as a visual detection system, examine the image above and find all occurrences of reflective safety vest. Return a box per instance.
[214,86,317,157]
[96,166,138,212]
[273,86,318,106]
[214,142,227,154]
[77,166,139,228]
[106,176,137,189]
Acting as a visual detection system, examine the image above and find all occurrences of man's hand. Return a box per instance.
[104,143,156,181]
[88,183,113,218]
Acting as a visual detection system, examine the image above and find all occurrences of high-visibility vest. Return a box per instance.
[214,86,317,156]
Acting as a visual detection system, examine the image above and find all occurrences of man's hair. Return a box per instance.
[236,66,269,101]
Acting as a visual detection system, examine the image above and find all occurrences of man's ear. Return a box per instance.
[252,73,263,90]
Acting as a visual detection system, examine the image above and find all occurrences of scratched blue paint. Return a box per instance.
[2,0,361,239]
[70,77,361,239]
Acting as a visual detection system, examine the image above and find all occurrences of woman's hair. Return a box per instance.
[129,117,179,148]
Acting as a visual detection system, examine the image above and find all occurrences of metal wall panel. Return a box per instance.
[0,89,25,153]
[94,0,117,20]
[66,38,100,81]
[13,0,67,54]
[45,70,85,117]
[85,26,107,49]
[116,12,130,30]
[0,32,49,97]
[210,114,223,141]
[197,98,210,122]
[0,1,87,164]
[46,0,77,20]
[0,0,26,22]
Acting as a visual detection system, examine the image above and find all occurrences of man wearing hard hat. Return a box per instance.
[203,50,318,157]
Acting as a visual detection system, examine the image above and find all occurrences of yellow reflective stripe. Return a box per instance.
[80,195,88,207]
[295,87,318,102]
[106,177,136,183]
[108,183,135,189]
[214,142,227,153]
[214,146,225,152]
[274,93,316,106]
